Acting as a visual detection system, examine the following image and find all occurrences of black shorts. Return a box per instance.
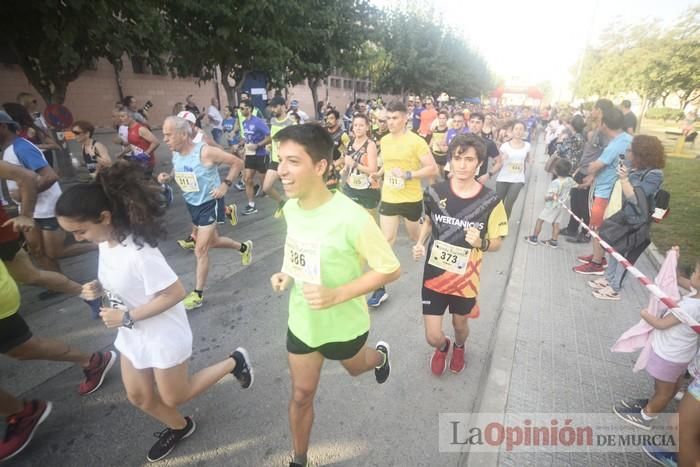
[286,328,369,361]
[245,155,269,174]
[422,286,476,316]
[268,160,279,171]
[35,217,60,231]
[342,186,380,210]
[0,238,22,262]
[0,312,32,353]
[433,153,448,167]
[379,200,423,222]
[186,198,225,227]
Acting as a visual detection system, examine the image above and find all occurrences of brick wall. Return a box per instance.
[0,60,400,129]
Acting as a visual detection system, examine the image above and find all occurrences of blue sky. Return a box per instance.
[375,0,695,99]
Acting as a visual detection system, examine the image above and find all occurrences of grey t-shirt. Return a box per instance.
[578,129,610,175]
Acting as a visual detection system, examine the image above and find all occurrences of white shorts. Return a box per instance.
[538,205,568,225]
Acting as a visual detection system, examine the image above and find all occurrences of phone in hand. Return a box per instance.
[618,153,625,168]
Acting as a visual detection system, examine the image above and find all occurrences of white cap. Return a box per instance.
[177,111,196,124]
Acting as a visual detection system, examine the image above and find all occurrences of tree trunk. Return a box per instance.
[220,65,236,109]
[308,78,320,119]
[639,94,649,130]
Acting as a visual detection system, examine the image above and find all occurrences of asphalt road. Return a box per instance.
[1,134,533,466]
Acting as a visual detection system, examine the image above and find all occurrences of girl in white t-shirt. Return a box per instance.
[55,161,254,463]
[614,251,700,430]
[495,121,531,216]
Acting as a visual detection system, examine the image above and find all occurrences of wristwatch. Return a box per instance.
[223,179,233,187]
[122,311,135,329]
[404,171,413,180]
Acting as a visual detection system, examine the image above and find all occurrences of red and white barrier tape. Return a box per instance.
[558,200,700,334]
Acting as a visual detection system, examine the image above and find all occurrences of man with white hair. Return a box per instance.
[157,116,253,310]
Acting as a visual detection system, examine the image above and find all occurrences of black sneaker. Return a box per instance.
[619,398,649,410]
[375,341,391,384]
[560,228,578,237]
[242,205,258,215]
[146,416,196,462]
[231,347,254,389]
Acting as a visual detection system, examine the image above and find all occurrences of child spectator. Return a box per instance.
[614,252,700,430]
[525,158,577,248]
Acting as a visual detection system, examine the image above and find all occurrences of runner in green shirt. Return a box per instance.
[264,96,295,218]
[270,124,400,467]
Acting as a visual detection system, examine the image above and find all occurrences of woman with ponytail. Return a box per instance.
[55,161,254,462]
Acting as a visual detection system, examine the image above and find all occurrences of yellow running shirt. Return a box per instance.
[0,261,20,320]
[379,131,430,204]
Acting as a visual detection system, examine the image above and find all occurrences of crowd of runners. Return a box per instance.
[0,90,698,466]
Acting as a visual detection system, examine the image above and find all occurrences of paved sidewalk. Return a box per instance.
[480,136,675,465]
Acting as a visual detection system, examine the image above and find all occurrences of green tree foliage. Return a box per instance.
[575,7,700,111]
[284,0,375,111]
[369,8,492,99]
[0,0,169,104]
[164,0,299,105]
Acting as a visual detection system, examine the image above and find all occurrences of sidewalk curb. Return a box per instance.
[644,241,665,270]
[458,135,542,466]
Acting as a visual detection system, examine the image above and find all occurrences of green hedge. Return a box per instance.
[645,107,686,121]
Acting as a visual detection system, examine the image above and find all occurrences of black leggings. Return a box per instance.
[566,172,590,232]
[495,181,524,217]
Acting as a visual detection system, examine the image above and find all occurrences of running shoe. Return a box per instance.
[641,444,678,467]
[524,235,539,245]
[566,233,590,244]
[183,291,203,310]
[242,204,258,215]
[79,351,117,396]
[559,228,578,238]
[231,347,254,389]
[225,204,238,226]
[234,180,246,191]
[541,239,558,249]
[375,341,391,384]
[619,398,648,410]
[573,262,605,275]
[146,416,196,462]
[240,240,253,266]
[430,337,451,376]
[367,288,388,307]
[177,237,196,251]
[449,343,466,374]
[587,278,609,289]
[273,200,287,219]
[0,400,52,462]
[592,286,621,300]
[612,404,652,430]
[577,255,608,267]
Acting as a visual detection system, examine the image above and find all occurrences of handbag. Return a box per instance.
[599,185,651,254]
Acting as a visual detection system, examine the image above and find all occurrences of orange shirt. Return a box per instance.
[419,109,437,136]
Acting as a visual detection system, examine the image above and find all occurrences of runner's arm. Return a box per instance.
[409,152,438,180]
[94,142,112,170]
[35,165,59,193]
[0,161,37,221]
[138,126,160,155]
[105,279,187,324]
[202,145,243,185]
[416,216,432,245]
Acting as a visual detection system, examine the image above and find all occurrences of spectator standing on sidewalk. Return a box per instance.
[573,107,631,276]
[588,135,665,300]
[621,100,637,134]
[562,99,614,242]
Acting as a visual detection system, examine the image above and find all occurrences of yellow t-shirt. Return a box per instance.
[0,261,20,320]
[380,131,430,204]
